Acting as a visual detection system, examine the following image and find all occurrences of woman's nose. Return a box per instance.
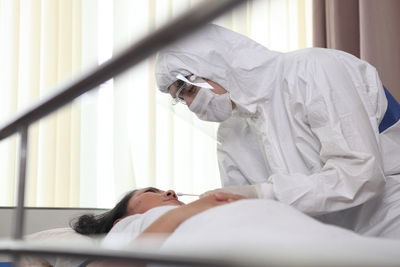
[165,190,177,199]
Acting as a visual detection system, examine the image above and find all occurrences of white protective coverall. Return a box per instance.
[155,24,400,238]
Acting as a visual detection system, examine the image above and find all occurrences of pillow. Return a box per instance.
[24,228,102,267]
[26,228,96,242]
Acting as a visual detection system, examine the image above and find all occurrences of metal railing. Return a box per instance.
[0,0,247,265]
[0,240,249,267]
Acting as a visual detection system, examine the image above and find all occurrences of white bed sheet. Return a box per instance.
[104,199,400,266]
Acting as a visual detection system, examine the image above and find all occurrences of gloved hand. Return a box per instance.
[200,184,262,199]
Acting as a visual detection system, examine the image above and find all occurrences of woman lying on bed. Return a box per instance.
[72,187,400,266]
[72,187,244,241]
[73,186,369,247]
[73,188,244,266]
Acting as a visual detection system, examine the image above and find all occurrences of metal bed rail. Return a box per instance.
[3,239,400,267]
[0,0,247,264]
[0,240,251,267]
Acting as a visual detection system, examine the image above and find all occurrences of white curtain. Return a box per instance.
[0,0,312,208]
[0,0,82,207]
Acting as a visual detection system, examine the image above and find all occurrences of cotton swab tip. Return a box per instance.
[177,192,200,197]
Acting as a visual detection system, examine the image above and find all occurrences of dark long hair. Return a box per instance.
[71,190,137,235]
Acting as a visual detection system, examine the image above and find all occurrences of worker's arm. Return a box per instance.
[269,52,386,216]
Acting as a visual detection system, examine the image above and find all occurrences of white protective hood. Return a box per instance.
[155,24,282,114]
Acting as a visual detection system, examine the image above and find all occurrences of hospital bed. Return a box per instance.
[0,207,244,266]
[1,0,400,266]
[1,206,400,267]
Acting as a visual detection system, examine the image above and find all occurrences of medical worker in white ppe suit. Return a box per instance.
[155,24,400,238]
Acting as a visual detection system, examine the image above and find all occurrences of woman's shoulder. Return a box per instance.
[103,205,179,247]
[114,205,179,229]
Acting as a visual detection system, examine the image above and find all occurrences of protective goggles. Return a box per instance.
[170,74,213,105]
[170,75,196,105]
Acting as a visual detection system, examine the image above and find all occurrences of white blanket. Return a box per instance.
[103,199,400,266]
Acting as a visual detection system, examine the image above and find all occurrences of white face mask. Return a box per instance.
[189,88,233,122]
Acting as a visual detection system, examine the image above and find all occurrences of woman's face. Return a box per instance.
[126,187,184,215]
